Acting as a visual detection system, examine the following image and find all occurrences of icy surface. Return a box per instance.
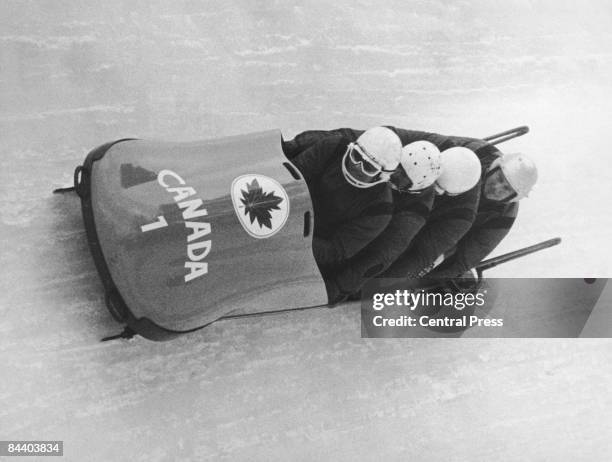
[1,1,612,460]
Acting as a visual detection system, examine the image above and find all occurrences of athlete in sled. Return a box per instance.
[283,126,539,296]
[284,127,487,301]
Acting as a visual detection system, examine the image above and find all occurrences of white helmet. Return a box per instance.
[341,127,402,188]
[435,146,481,195]
[394,141,442,192]
[489,152,537,201]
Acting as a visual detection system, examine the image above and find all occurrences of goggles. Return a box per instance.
[342,142,394,189]
[484,166,517,202]
[346,142,388,176]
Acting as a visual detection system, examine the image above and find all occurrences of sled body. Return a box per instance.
[78,130,327,340]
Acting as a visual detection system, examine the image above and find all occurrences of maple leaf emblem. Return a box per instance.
[239,178,284,229]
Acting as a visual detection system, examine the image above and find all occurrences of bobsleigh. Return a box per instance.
[69,130,328,340]
[63,124,555,341]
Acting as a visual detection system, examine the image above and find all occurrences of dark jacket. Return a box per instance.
[283,128,360,160]
[377,129,483,279]
[290,135,394,268]
[428,142,518,278]
[382,184,480,278]
[334,187,435,292]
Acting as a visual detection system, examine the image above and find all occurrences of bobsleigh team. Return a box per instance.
[282,126,538,303]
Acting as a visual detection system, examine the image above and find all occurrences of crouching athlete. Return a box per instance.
[376,129,537,288]
[289,127,402,300]
[428,137,538,279]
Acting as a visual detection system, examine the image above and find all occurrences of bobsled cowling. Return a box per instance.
[78,130,328,340]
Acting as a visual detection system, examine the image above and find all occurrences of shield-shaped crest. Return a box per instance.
[231,174,290,239]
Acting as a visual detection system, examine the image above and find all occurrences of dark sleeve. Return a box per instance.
[313,205,393,266]
[333,192,434,293]
[429,202,519,278]
[290,136,344,183]
[392,128,502,155]
[382,186,480,278]
[391,128,455,150]
[392,128,469,151]
[285,128,364,160]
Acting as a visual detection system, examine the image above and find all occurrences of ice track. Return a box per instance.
[1,1,612,460]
